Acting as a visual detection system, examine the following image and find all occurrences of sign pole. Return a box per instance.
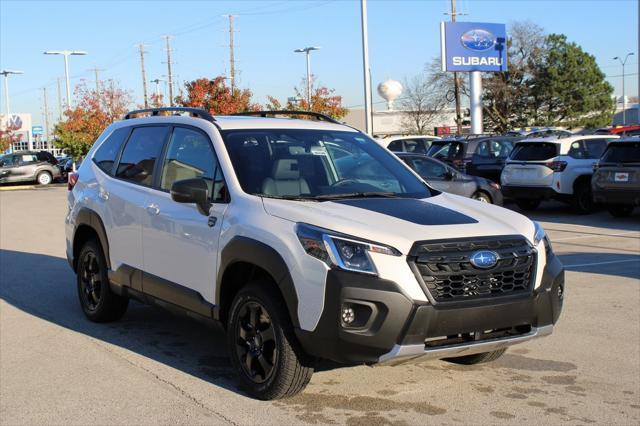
[469,71,483,134]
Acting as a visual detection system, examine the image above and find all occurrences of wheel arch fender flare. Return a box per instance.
[573,174,593,191]
[73,208,111,270]
[216,236,300,328]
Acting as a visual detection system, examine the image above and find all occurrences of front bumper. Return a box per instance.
[296,254,564,364]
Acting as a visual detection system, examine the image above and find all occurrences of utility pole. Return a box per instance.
[88,66,103,94]
[42,87,50,142]
[227,15,237,96]
[450,0,462,135]
[138,43,149,108]
[56,77,63,120]
[360,0,373,135]
[164,36,174,106]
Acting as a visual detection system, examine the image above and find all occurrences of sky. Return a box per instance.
[0,0,638,127]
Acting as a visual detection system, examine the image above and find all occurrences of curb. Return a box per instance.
[0,183,67,191]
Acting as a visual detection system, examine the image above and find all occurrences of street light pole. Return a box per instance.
[44,50,88,110]
[294,46,320,107]
[360,0,373,135]
[0,70,23,119]
[613,52,634,125]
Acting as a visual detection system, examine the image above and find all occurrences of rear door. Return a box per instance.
[405,156,463,195]
[100,125,170,276]
[501,142,559,186]
[141,125,228,306]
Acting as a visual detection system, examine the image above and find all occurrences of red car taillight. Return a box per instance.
[68,173,79,191]
[544,161,567,172]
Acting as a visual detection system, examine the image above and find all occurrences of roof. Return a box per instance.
[376,135,441,142]
[516,134,620,150]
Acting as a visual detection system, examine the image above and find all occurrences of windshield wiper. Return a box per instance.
[258,194,319,202]
[311,191,399,201]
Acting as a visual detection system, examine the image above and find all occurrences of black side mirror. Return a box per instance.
[170,178,211,215]
[444,171,455,181]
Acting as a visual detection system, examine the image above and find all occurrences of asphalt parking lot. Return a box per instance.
[1,187,639,425]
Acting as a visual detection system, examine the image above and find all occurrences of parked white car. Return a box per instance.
[501,135,619,213]
[65,108,564,399]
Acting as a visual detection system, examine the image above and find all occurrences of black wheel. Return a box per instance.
[572,184,594,214]
[443,348,507,365]
[77,239,128,322]
[227,282,314,400]
[36,171,52,185]
[607,205,634,217]
[515,199,540,211]
[472,191,492,204]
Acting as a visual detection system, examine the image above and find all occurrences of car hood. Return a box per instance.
[262,193,535,254]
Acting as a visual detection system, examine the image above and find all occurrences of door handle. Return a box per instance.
[208,216,217,227]
[98,188,109,200]
[146,204,160,215]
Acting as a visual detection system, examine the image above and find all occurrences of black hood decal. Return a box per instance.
[332,198,478,226]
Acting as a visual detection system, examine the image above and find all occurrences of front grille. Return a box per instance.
[408,236,536,303]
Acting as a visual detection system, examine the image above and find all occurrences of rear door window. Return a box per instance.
[403,139,427,154]
[510,143,558,161]
[387,140,404,151]
[115,126,169,186]
[427,142,463,160]
[93,127,131,175]
[409,157,448,179]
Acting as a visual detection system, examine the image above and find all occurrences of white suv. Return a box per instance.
[65,108,564,400]
[501,135,619,213]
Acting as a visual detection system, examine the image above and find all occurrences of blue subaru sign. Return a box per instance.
[32,125,44,136]
[441,22,507,72]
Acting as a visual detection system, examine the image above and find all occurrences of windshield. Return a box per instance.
[220,129,431,200]
[510,142,559,161]
[426,141,464,160]
[600,142,640,163]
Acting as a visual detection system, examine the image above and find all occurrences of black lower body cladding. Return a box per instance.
[592,188,640,206]
[296,255,564,364]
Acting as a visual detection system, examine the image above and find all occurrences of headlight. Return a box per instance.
[296,223,400,275]
[533,221,553,256]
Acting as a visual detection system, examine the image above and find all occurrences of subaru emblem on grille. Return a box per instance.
[469,250,499,269]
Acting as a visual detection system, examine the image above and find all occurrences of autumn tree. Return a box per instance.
[266,81,348,120]
[175,77,260,114]
[54,80,132,158]
[399,74,448,134]
[0,128,22,153]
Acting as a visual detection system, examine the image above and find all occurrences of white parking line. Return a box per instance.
[551,231,640,242]
[565,259,640,268]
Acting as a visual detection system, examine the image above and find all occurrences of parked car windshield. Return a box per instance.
[510,142,559,161]
[220,129,431,200]
[600,142,640,163]
[426,141,464,160]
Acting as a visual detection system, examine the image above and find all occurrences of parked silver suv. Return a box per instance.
[0,151,61,185]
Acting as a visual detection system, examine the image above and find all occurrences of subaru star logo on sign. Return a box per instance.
[441,22,507,72]
[470,251,499,269]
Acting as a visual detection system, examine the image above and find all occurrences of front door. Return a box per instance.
[141,126,228,305]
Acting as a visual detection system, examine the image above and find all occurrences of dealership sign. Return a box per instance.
[441,22,507,72]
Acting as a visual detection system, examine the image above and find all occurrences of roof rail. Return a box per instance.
[232,110,341,124]
[123,107,215,122]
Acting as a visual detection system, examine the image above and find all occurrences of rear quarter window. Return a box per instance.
[93,127,131,175]
[427,142,463,160]
[510,143,558,161]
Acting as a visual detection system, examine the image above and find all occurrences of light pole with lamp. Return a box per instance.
[294,46,320,107]
[43,50,88,110]
[0,69,23,120]
[613,52,634,125]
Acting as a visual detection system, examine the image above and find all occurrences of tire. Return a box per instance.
[227,281,314,400]
[36,171,52,185]
[607,205,634,217]
[76,239,128,322]
[571,183,594,214]
[472,191,492,204]
[515,199,540,211]
[443,348,507,365]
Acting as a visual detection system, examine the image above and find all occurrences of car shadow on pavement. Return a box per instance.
[506,201,640,232]
[0,249,252,397]
[557,252,640,280]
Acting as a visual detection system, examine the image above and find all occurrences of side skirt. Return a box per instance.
[108,265,218,325]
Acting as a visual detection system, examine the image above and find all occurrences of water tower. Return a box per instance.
[377,80,403,111]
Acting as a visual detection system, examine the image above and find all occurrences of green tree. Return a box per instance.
[532,34,614,128]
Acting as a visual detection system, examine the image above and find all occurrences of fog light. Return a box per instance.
[341,304,355,325]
